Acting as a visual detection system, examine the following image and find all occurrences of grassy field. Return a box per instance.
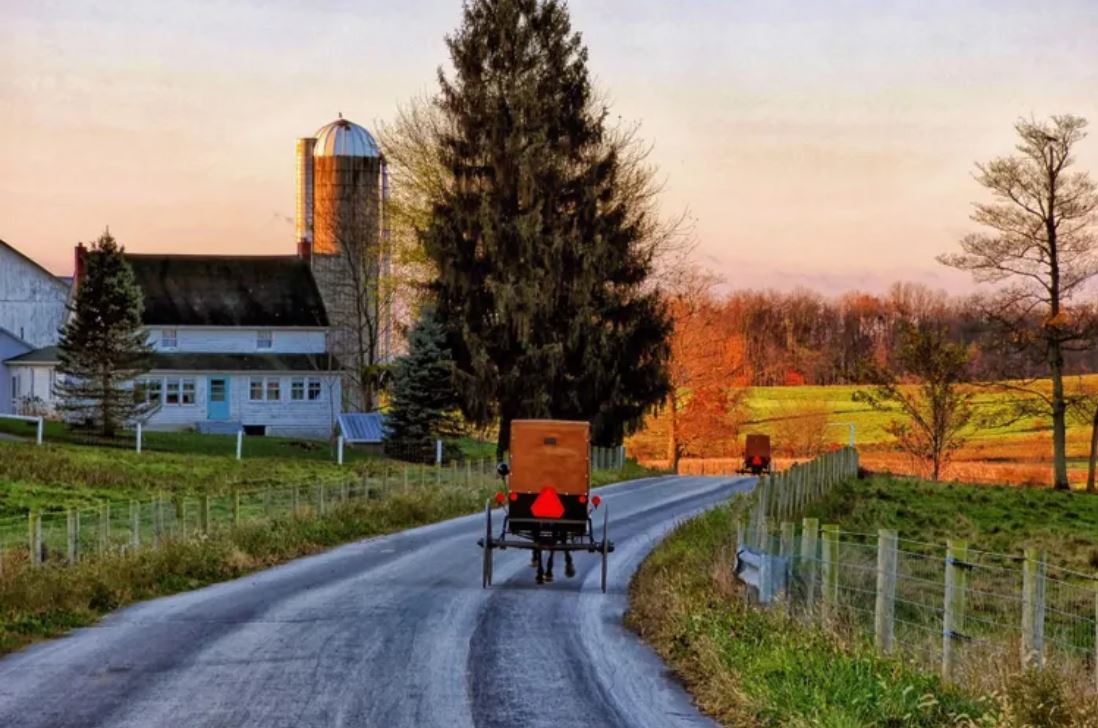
[627,503,997,727]
[0,419,509,519]
[805,475,1098,573]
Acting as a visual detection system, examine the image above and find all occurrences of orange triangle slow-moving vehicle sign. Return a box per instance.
[530,487,565,519]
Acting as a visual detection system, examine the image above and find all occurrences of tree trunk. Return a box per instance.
[497,413,512,460]
[1087,406,1098,494]
[932,455,940,482]
[1049,342,1070,490]
[666,392,680,474]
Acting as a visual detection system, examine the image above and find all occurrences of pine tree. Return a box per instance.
[56,230,155,437]
[384,307,462,462]
[423,0,672,454]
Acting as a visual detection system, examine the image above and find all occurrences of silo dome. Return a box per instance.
[313,114,381,157]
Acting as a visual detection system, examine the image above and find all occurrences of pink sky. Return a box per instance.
[2,0,1097,295]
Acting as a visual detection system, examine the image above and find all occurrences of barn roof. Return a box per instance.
[124,254,329,328]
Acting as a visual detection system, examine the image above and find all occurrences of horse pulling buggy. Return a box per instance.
[477,420,614,592]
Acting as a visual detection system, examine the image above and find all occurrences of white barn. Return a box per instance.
[0,240,71,414]
[6,251,342,439]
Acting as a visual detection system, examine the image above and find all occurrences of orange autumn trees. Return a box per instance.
[628,270,749,471]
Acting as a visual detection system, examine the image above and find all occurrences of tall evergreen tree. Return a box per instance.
[384,307,462,461]
[423,0,672,454]
[56,230,155,437]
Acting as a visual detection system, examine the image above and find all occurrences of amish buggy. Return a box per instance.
[739,433,772,476]
[477,420,614,591]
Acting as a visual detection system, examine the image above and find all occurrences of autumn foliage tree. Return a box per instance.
[659,270,748,470]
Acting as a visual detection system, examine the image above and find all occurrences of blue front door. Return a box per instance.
[207,377,230,420]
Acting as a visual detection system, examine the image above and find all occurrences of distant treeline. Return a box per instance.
[722,282,1097,385]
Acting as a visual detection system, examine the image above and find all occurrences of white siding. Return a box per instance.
[0,244,70,348]
[148,328,326,354]
[142,372,340,439]
[0,330,32,414]
[6,364,58,415]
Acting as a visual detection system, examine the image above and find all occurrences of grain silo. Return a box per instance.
[295,114,391,409]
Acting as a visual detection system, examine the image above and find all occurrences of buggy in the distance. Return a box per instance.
[738,433,772,475]
[477,419,614,592]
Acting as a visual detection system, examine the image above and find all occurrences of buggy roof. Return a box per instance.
[509,420,590,495]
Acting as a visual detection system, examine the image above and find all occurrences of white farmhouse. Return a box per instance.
[6,250,342,439]
[0,240,71,414]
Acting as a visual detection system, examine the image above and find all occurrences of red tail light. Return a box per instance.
[751,456,762,465]
[509,491,518,501]
[592,495,602,508]
[494,491,505,505]
[578,494,587,504]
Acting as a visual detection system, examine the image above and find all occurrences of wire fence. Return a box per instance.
[733,450,1098,693]
[0,444,628,576]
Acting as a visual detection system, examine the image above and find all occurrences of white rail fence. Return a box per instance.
[733,450,1098,691]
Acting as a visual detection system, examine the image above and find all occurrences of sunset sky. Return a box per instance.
[2,0,1097,294]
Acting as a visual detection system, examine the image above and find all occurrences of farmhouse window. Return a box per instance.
[165,379,181,405]
[266,378,280,401]
[147,379,162,403]
[250,378,264,401]
[162,329,178,349]
[257,331,272,350]
[308,379,321,401]
[181,379,196,405]
[291,377,305,401]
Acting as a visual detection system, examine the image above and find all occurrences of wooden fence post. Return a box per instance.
[130,500,140,550]
[800,517,819,607]
[942,539,969,681]
[232,490,241,526]
[1022,547,1047,668]
[875,529,898,653]
[99,503,110,555]
[67,509,78,563]
[174,498,185,539]
[28,512,42,567]
[780,521,795,605]
[154,495,163,546]
[821,524,840,623]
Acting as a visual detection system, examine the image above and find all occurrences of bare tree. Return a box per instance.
[939,115,1098,490]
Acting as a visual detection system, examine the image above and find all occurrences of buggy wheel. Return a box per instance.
[482,500,493,588]
[600,505,609,594]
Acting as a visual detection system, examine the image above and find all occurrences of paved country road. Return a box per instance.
[0,475,752,728]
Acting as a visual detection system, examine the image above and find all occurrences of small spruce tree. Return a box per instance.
[56,230,155,437]
[384,307,461,462]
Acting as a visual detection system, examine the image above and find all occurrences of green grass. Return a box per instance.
[627,503,996,727]
[805,475,1098,573]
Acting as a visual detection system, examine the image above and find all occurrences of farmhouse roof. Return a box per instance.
[5,345,59,364]
[123,254,329,328]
